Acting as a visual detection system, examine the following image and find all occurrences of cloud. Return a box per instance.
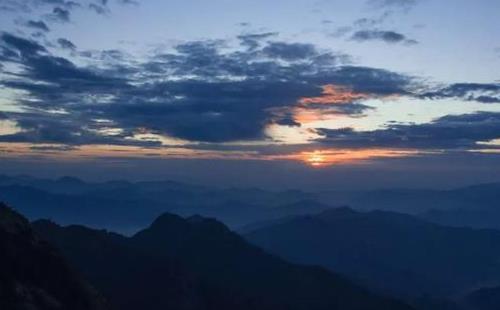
[88,3,109,15]
[50,7,71,23]
[2,0,127,18]
[116,0,138,6]
[368,0,418,11]
[262,42,318,61]
[29,144,78,152]
[1,32,47,56]
[329,8,417,45]
[2,31,487,148]
[353,11,393,28]
[26,20,51,32]
[351,30,418,45]
[317,66,413,95]
[237,32,278,50]
[0,32,415,144]
[421,83,500,104]
[0,1,31,13]
[57,38,76,50]
[316,112,500,150]
[0,35,401,144]
[38,1,81,10]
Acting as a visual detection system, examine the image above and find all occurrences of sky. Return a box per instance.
[0,0,499,189]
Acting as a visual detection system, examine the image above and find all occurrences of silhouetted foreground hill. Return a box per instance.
[33,212,414,310]
[464,286,500,310]
[0,203,108,310]
[244,207,500,299]
[32,219,207,310]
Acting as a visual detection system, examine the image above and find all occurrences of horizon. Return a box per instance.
[1,171,500,192]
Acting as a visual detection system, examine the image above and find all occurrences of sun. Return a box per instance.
[306,151,326,167]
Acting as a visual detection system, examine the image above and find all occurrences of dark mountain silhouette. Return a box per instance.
[32,219,208,310]
[33,211,414,310]
[244,207,500,299]
[0,203,108,310]
[464,286,500,310]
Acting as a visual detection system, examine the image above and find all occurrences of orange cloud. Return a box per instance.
[293,107,328,124]
[286,84,372,126]
[299,84,369,105]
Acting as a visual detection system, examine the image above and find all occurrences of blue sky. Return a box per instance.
[0,0,499,188]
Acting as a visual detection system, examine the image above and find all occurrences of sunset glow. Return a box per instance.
[0,142,424,168]
[271,148,423,167]
[299,85,369,105]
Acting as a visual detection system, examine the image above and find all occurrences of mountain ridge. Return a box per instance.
[33,208,414,310]
[244,207,500,299]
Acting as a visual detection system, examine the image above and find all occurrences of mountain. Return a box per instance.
[3,174,499,233]
[32,219,207,310]
[418,183,500,230]
[33,211,414,310]
[464,286,500,310]
[421,208,500,231]
[3,174,499,232]
[0,184,168,233]
[0,175,323,233]
[316,184,500,229]
[244,207,500,299]
[0,203,108,310]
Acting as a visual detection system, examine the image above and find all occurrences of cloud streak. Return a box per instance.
[422,83,500,104]
[316,112,500,150]
[351,30,418,45]
[368,0,418,11]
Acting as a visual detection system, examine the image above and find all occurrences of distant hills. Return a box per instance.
[0,174,499,233]
[31,208,413,310]
[0,174,329,232]
[419,183,500,229]
[0,203,108,310]
[316,183,500,229]
[244,207,500,300]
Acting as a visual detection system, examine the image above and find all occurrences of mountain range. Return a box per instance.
[244,207,500,302]
[29,205,414,310]
[0,175,325,233]
[1,174,499,233]
[3,185,500,309]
